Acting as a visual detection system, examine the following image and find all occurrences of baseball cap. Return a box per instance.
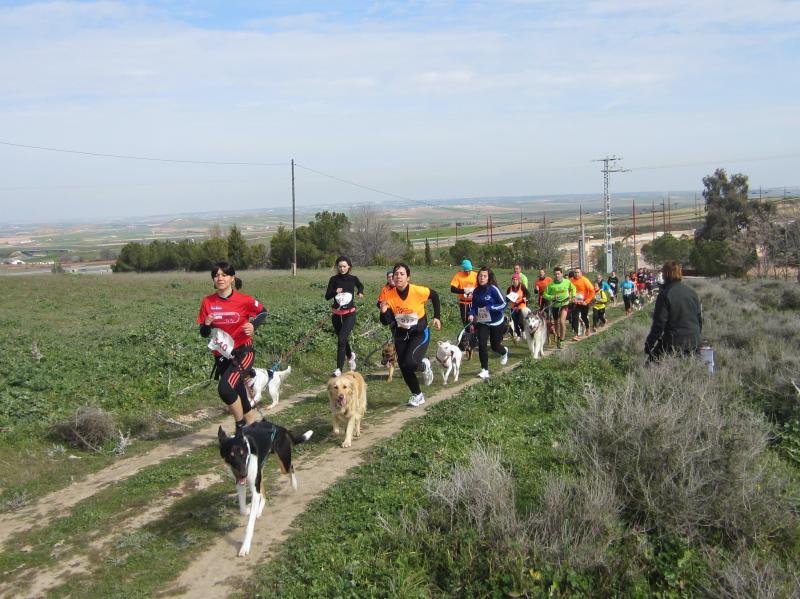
[461,259,473,271]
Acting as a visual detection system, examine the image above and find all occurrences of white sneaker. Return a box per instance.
[422,358,434,386]
[348,352,357,372]
[407,393,425,407]
[478,369,490,380]
[332,368,341,377]
[500,348,509,366]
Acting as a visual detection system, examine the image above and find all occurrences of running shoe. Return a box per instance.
[500,348,509,366]
[556,338,563,349]
[407,393,426,407]
[348,352,357,372]
[332,368,342,377]
[478,369,490,380]
[422,358,434,386]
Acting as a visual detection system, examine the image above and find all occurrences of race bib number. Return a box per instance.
[506,291,519,303]
[395,313,419,330]
[624,287,634,296]
[208,328,235,358]
[476,307,491,323]
[335,292,353,306]
[463,287,474,298]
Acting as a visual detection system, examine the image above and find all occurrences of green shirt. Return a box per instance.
[543,279,576,308]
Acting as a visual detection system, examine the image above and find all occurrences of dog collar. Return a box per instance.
[244,435,252,469]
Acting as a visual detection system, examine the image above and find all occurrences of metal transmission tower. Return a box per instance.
[592,156,628,273]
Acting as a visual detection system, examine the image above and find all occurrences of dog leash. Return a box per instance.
[270,313,330,371]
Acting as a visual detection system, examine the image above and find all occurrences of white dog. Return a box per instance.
[246,366,291,409]
[520,307,547,359]
[435,340,463,384]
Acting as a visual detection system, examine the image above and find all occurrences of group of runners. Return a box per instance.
[196,258,643,421]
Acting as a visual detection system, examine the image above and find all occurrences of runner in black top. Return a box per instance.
[325,255,364,377]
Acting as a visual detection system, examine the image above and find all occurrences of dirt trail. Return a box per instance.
[163,370,494,598]
[0,386,325,550]
[0,318,625,599]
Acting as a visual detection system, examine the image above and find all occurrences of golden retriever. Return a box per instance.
[327,371,367,448]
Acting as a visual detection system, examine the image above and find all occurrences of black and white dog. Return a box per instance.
[218,421,313,557]
[246,366,291,409]
[519,306,547,359]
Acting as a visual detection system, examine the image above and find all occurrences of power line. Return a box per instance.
[628,153,800,172]
[0,140,287,166]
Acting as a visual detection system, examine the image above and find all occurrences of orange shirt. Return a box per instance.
[383,284,431,320]
[570,275,596,305]
[450,270,478,305]
[534,276,552,306]
[377,284,394,304]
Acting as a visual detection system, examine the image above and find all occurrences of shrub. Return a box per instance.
[50,406,116,451]
[528,472,623,571]
[698,545,800,598]
[568,359,798,547]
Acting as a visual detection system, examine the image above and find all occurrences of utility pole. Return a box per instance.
[578,205,586,272]
[291,159,296,276]
[632,200,638,270]
[455,222,458,242]
[542,212,548,229]
[667,193,672,234]
[652,200,656,241]
[406,224,409,244]
[660,198,666,235]
[694,193,699,231]
[520,211,524,236]
[593,156,628,273]
[435,225,439,249]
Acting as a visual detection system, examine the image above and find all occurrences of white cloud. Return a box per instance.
[0,0,798,221]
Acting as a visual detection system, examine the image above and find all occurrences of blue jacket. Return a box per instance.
[469,284,507,326]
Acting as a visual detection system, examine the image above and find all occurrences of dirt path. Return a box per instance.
[0,385,326,550]
[163,369,500,598]
[1,319,625,599]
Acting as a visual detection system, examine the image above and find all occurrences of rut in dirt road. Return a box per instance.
[0,385,325,550]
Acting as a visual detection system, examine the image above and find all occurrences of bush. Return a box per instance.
[568,359,798,547]
[50,406,116,451]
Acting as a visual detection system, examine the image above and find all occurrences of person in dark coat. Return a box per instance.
[644,260,702,361]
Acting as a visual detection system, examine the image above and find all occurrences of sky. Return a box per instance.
[0,0,799,223]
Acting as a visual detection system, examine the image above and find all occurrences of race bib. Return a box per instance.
[395,313,419,329]
[335,292,353,306]
[623,287,634,296]
[573,293,584,303]
[476,307,491,323]
[506,291,519,303]
[463,287,474,298]
[208,328,235,358]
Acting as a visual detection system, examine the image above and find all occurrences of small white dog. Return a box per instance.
[520,307,547,359]
[246,366,291,409]
[435,340,463,384]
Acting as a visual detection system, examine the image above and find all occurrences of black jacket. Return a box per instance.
[645,280,702,356]
[325,273,364,310]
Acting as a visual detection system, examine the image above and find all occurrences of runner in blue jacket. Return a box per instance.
[468,266,509,380]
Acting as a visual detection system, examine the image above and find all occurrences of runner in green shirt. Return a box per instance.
[542,266,576,348]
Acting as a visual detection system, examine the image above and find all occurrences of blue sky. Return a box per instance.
[1,0,798,222]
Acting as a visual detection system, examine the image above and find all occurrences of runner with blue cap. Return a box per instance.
[450,258,478,325]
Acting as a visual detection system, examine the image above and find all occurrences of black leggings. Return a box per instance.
[217,349,255,414]
[511,309,524,336]
[332,312,356,369]
[623,294,633,310]
[476,323,507,370]
[592,307,606,327]
[571,304,590,334]
[394,327,430,395]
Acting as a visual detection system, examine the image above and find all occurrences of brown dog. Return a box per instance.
[380,341,397,382]
[327,371,367,448]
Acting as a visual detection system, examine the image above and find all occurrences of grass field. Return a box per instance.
[0,269,798,598]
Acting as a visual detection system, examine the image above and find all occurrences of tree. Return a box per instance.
[592,242,635,275]
[424,238,432,265]
[269,225,321,269]
[227,225,250,269]
[200,237,228,267]
[348,205,404,265]
[448,239,480,266]
[691,169,776,277]
[248,243,269,269]
[478,243,514,268]
[641,234,693,267]
[512,229,563,270]
[307,211,350,258]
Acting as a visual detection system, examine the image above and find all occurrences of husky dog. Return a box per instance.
[519,307,547,359]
